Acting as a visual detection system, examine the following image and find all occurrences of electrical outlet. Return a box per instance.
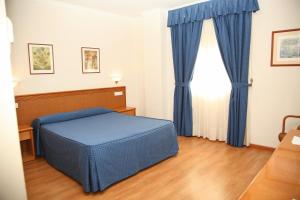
[15,103,19,109]
[114,91,123,96]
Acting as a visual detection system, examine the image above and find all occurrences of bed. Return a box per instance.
[32,107,179,192]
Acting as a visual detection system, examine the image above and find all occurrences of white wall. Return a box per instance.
[249,0,300,147]
[140,9,174,120]
[141,9,165,118]
[140,0,300,147]
[7,0,144,115]
[0,1,27,199]
[129,18,145,115]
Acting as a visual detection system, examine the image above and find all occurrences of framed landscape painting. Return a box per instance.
[81,47,100,73]
[271,28,300,66]
[28,43,55,74]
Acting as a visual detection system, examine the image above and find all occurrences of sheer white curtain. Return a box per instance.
[191,20,231,141]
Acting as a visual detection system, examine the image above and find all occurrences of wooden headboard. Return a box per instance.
[15,86,126,126]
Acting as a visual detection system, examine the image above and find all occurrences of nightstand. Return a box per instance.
[116,107,136,116]
[18,125,35,162]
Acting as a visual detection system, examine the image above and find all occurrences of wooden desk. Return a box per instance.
[18,125,35,162]
[240,130,300,200]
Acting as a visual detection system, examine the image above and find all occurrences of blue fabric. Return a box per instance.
[167,0,259,27]
[168,0,258,145]
[32,107,113,156]
[171,21,203,136]
[33,110,179,192]
[213,12,253,147]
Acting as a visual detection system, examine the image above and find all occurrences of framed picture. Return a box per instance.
[28,43,55,74]
[271,28,300,66]
[81,47,100,73]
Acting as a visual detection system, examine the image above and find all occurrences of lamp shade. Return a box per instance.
[111,74,122,84]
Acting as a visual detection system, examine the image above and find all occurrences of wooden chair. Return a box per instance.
[278,115,300,141]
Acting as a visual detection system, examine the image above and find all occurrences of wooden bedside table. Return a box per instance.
[18,125,35,162]
[116,107,136,116]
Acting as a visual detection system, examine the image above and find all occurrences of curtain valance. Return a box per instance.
[167,0,259,27]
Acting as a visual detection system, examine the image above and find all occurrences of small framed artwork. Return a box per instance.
[271,28,300,66]
[81,47,100,73]
[28,43,55,74]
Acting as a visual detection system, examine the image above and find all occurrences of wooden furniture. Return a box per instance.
[18,125,35,162]
[278,115,300,141]
[240,130,300,200]
[116,107,136,116]
[15,86,127,126]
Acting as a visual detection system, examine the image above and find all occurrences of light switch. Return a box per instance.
[114,91,123,96]
[15,103,19,108]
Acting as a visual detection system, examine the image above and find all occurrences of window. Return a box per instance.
[191,19,231,141]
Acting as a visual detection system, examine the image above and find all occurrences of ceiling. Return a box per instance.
[55,0,205,17]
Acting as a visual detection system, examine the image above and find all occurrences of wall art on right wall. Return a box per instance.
[271,28,300,66]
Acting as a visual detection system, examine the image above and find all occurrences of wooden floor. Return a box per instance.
[23,137,272,200]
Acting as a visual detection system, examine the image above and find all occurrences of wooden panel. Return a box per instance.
[22,151,35,162]
[240,130,300,199]
[121,110,135,116]
[15,86,126,126]
[115,107,136,116]
[20,140,35,162]
[19,131,31,141]
[20,141,31,152]
[18,125,36,162]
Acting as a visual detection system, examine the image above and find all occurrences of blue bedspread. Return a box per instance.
[32,108,179,192]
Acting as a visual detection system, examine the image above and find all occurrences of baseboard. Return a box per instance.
[249,143,275,151]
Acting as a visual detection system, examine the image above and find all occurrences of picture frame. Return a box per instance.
[28,43,55,74]
[271,28,300,66]
[81,47,100,73]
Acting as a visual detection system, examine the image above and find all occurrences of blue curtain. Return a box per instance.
[170,21,203,136]
[167,0,259,27]
[167,0,259,140]
[213,12,253,146]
